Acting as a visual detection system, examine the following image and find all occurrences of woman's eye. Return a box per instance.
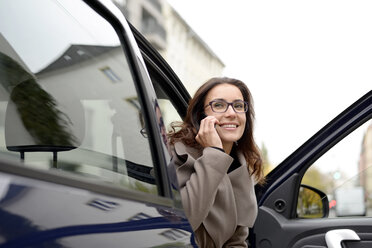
[234,103,244,109]
[213,102,225,109]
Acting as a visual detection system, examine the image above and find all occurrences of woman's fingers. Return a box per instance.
[199,116,214,135]
[197,116,222,148]
[200,116,218,131]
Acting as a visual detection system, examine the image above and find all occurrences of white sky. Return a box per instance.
[168,0,372,168]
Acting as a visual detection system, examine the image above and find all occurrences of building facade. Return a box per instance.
[162,3,225,95]
[113,0,225,95]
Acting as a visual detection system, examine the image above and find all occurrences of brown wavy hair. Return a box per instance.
[168,77,264,184]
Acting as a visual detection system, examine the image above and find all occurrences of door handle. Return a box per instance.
[325,229,360,248]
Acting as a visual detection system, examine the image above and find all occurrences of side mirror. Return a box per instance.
[297,184,329,218]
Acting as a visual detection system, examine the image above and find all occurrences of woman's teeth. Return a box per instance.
[221,124,237,128]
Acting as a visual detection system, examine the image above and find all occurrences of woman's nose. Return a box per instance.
[225,105,236,115]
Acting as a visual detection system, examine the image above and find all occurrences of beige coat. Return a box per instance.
[171,142,258,248]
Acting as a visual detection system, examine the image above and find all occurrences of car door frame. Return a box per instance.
[84,0,179,200]
[251,90,372,247]
[129,22,190,114]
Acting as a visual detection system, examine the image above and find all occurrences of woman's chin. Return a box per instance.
[220,135,242,144]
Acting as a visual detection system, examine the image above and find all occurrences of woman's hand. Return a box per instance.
[195,116,223,149]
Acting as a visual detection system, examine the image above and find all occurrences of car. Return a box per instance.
[0,0,371,248]
[0,0,194,247]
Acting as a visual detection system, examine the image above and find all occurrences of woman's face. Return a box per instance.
[203,83,247,147]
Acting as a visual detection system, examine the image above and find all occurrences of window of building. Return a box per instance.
[101,66,121,83]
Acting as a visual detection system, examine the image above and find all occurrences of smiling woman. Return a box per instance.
[168,77,264,247]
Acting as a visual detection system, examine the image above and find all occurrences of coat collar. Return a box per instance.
[174,141,202,160]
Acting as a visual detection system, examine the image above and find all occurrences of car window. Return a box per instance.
[142,60,188,207]
[145,64,185,137]
[0,0,157,195]
[298,118,372,218]
[157,99,183,133]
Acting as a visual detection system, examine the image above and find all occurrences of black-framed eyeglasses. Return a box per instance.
[205,99,248,113]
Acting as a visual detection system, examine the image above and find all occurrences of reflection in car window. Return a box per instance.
[146,67,185,206]
[299,119,372,218]
[148,72,183,134]
[0,0,157,194]
[158,100,183,133]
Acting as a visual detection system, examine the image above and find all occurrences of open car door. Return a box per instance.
[251,90,372,248]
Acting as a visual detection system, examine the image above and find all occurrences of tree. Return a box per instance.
[261,143,274,175]
[301,166,335,195]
